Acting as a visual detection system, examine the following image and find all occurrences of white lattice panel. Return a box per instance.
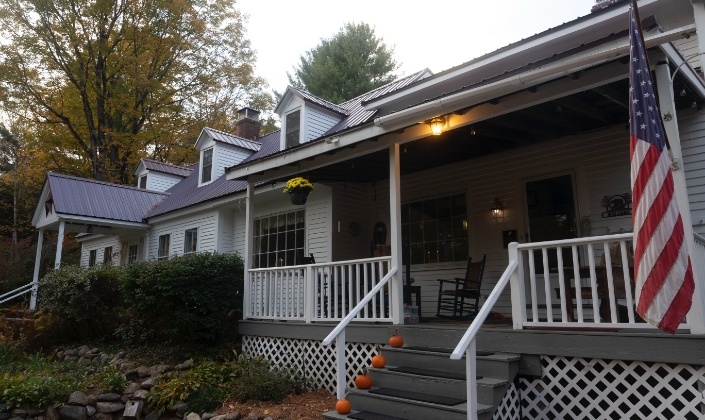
[520,355,705,419]
[493,381,521,420]
[242,335,380,393]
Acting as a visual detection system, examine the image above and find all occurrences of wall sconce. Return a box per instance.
[429,116,445,136]
[491,198,504,221]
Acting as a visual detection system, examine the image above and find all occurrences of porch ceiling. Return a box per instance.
[295,71,699,184]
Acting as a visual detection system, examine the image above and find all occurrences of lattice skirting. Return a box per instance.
[493,381,521,420]
[520,355,705,420]
[241,335,380,393]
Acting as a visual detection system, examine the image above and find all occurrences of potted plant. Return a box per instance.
[283,176,314,205]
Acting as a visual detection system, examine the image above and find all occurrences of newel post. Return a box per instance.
[508,242,526,329]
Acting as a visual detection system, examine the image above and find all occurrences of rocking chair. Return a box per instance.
[436,255,486,320]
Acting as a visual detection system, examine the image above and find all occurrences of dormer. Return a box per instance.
[134,159,193,192]
[193,125,261,187]
[274,87,348,151]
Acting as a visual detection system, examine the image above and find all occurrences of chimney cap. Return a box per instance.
[237,107,260,121]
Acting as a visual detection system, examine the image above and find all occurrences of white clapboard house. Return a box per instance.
[22,0,705,418]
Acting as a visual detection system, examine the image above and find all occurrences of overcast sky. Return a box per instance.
[237,0,600,95]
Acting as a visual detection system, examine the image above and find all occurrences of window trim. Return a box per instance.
[201,147,213,184]
[127,244,139,264]
[88,249,97,267]
[184,228,198,254]
[158,234,171,260]
[103,246,113,265]
[285,109,301,148]
[139,175,147,189]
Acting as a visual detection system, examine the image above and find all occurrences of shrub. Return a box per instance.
[0,356,86,409]
[121,253,243,343]
[147,361,230,415]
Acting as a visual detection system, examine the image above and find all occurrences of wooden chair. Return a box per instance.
[436,255,486,319]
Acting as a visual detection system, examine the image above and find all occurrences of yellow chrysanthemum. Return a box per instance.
[283,177,314,193]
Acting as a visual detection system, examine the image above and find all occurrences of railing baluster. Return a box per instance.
[620,240,636,324]
[528,250,538,322]
[542,247,552,323]
[572,245,583,323]
[603,241,618,323]
[557,246,568,322]
[587,244,600,322]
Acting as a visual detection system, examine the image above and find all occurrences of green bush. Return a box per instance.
[121,253,243,343]
[147,360,230,415]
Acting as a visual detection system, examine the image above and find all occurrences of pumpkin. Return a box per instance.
[335,399,352,414]
[389,331,404,348]
[371,354,386,368]
[355,372,372,389]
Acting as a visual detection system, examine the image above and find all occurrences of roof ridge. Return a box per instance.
[48,172,170,196]
[344,69,432,106]
[141,158,194,171]
[289,86,350,114]
[204,126,263,146]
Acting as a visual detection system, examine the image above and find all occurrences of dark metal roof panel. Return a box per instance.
[48,173,167,223]
[145,163,247,218]
[241,130,281,164]
[290,87,349,116]
[141,158,193,177]
[203,127,261,151]
[355,70,432,105]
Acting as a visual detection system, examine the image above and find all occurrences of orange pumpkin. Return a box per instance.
[335,399,352,414]
[389,333,404,348]
[355,373,372,389]
[371,354,386,368]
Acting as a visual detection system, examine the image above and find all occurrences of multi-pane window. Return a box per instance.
[88,249,97,267]
[158,234,170,260]
[103,246,113,265]
[285,110,300,148]
[139,175,147,189]
[184,228,198,254]
[253,210,305,268]
[401,194,468,265]
[201,148,213,183]
[128,244,139,264]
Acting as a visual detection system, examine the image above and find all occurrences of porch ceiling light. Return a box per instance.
[429,116,445,136]
[491,197,504,221]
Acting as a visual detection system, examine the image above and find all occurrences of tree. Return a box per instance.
[288,22,400,104]
[0,0,274,183]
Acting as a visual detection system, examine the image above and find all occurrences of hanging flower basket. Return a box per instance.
[283,177,313,205]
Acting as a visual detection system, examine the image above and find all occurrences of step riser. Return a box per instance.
[369,370,467,399]
[347,392,470,420]
[382,350,517,381]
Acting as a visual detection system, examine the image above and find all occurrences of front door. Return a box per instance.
[525,173,579,272]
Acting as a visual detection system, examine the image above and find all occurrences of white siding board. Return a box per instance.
[147,212,217,259]
[679,108,705,232]
[147,172,182,192]
[305,108,340,142]
[80,235,122,267]
[213,143,253,180]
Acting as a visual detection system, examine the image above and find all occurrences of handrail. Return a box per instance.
[248,256,391,273]
[323,266,398,345]
[451,260,518,360]
[516,232,633,249]
[322,265,398,400]
[0,282,34,305]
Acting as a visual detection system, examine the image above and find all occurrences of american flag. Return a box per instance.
[629,0,694,334]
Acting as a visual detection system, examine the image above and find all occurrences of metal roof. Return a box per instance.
[240,130,281,164]
[140,158,193,177]
[47,173,167,223]
[202,127,261,151]
[288,87,349,116]
[145,164,248,219]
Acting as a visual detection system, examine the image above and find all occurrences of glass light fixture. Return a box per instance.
[429,116,445,136]
[491,198,504,221]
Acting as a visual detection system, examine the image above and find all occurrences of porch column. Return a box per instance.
[54,220,65,269]
[655,58,705,334]
[389,142,404,324]
[692,1,705,71]
[30,229,44,310]
[143,231,149,261]
[243,182,254,320]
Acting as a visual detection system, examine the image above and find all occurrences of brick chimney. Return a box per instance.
[235,107,261,140]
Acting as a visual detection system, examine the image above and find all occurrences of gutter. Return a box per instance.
[373,24,696,132]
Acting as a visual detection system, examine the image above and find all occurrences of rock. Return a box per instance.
[149,365,172,377]
[132,390,148,400]
[176,360,192,370]
[139,378,155,390]
[210,413,240,420]
[85,407,95,418]
[77,357,91,366]
[0,414,11,420]
[121,395,130,404]
[120,363,137,373]
[10,410,27,418]
[64,349,78,356]
[136,366,150,378]
[96,394,121,403]
[44,406,59,420]
[58,405,87,420]
[100,353,111,363]
[27,409,43,417]
[86,395,97,407]
[171,403,188,417]
[143,412,158,420]
[201,414,214,420]
[125,369,139,382]
[123,383,141,394]
[77,346,89,357]
[94,414,112,420]
[68,392,89,406]
[184,413,200,420]
[245,413,258,420]
[36,416,46,420]
[9,416,23,420]
[95,403,124,414]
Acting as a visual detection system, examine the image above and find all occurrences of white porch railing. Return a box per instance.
[0,282,34,306]
[245,256,394,323]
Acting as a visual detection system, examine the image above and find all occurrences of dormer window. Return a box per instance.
[201,147,213,183]
[139,175,147,189]
[285,110,300,148]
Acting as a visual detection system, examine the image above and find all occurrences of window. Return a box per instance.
[253,210,305,268]
[128,244,139,264]
[139,175,147,189]
[184,228,198,254]
[402,194,468,265]
[201,148,213,183]
[285,110,300,148]
[158,234,171,260]
[103,246,113,265]
[88,249,97,267]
